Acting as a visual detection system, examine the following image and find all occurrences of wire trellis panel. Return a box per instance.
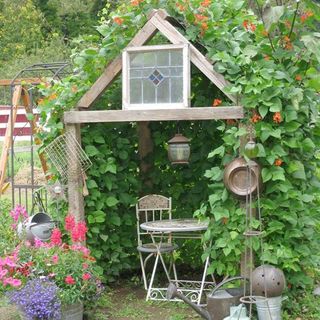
[42,132,92,183]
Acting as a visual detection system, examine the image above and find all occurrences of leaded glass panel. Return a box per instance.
[128,47,185,106]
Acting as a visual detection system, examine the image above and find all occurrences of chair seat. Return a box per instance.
[137,243,178,253]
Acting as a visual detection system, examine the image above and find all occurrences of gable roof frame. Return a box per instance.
[76,9,238,109]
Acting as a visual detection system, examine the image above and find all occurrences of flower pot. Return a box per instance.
[19,303,83,320]
[61,303,84,320]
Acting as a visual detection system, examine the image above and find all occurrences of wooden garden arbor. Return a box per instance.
[64,9,244,220]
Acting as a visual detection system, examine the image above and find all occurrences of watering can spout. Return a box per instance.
[166,283,212,320]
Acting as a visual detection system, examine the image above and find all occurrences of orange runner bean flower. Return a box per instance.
[264,55,270,61]
[301,10,313,23]
[251,112,262,123]
[212,99,222,107]
[131,0,142,6]
[295,74,302,81]
[176,3,186,11]
[194,14,208,22]
[113,17,124,25]
[200,0,211,7]
[274,159,283,166]
[250,23,256,32]
[262,29,269,37]
[273,112,282,124]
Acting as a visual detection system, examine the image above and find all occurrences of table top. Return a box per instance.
[140,219,209,232]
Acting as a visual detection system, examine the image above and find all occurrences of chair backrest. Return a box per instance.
[136,194,172,245]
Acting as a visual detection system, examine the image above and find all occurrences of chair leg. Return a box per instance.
[139,251,148,290]
[146,252,160,301]
[171,252,178,282]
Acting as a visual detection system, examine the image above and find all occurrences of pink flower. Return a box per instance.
[65,214,76,232]
[65,275,76,285]
[4,257,16,267]
[52,255,59,264]
[0,269,8,279]
[50,228,62,246]
[82,273,91,281]
[71,222,87,243]
[4,277,22,287]
[48,273,56,278]
[10,205,28,222]
[82,263,89,269]
[34,238,44,248]
[71,244,90,256]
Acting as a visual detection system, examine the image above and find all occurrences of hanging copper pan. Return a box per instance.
[223,157,262,197]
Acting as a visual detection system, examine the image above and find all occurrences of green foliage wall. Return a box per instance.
[37,0,320,292]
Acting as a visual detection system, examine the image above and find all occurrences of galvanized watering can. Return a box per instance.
[17,192,55,243]
[167,276,248,320]
[18,212,55,242]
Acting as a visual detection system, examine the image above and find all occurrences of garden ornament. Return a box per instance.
[251,265,286,297]
[244,139,259,159]
[46,181,66,201]
[167,276,247,320]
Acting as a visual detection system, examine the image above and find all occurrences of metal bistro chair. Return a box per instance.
[136,194,178,299]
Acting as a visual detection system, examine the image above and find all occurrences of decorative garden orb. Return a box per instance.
[252,265,286,297]
[244,140,259,159]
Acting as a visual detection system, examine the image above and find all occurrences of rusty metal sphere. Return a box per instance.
[252,265,286,297]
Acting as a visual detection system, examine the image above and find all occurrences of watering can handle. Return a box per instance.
[210,276,249,296]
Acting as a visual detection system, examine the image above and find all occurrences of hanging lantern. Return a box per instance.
[168,133,190,164]
[244,139,259,159]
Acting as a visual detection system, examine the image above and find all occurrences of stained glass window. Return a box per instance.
[123,44,190,109]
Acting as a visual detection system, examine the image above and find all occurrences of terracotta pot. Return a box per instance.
[223,158,261,197]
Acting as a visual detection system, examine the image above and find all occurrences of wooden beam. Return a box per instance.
[0,78,44,86]
[66,124,85,221]
[0,85,22,194]
[64,107,244,124]
[76,12,166,109]
[150,14,238,104]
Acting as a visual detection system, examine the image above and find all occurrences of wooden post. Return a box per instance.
[65,124,85,221]
[0,85,22,194]
[137,122,154,192]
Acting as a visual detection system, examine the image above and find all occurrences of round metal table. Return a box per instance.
[140,218,209,233]
[140,218,213,305]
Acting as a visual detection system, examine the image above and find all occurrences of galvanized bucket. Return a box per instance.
[255,296,282,320]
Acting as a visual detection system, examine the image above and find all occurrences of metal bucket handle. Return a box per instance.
[210,276,248,296]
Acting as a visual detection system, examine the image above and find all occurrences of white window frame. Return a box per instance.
[122,44,190,110]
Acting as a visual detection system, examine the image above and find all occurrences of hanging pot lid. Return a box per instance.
[223,158,262,197]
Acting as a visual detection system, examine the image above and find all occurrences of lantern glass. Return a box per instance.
[168,133,190,164]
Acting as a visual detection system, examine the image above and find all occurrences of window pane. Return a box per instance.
[130,69,142,78]
[157,79,170,103]
[157,51,169,66]
[130,79,142,104]
[130,53,144,68]
[170,50,183,66]
[142,79,155,104]
[157,67,170,77]
[144,52,156,67]
[170,67,183,77]
[171,78,183,103]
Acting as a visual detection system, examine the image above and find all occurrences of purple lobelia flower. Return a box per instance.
[6,278,61,320]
